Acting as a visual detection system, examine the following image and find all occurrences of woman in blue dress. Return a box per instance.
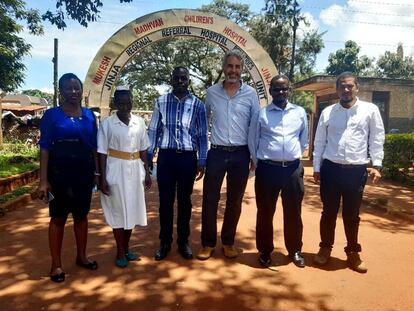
[38,73,99,282]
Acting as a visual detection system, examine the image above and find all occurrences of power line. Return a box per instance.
[323,40,414,49]
[320,16,414,28]
[348,0,414,6]
[302,5,413,17]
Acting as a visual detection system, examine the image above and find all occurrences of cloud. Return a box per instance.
[319,0,414,59]
[320,4,346,27]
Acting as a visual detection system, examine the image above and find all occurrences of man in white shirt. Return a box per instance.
[313,72,385,273]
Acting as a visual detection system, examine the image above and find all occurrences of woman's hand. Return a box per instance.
[100,177,110,196]
[144,172,152,190]
[37,181,50,202]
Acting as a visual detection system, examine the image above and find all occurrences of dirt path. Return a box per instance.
[0,165,413,311]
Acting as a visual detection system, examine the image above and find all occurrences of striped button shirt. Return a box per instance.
[148,91,209,166]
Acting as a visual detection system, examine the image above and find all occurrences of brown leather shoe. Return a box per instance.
[314,247,331,266]
[347,252,368,273]
[222,245,238,258]
[196,247,215,260]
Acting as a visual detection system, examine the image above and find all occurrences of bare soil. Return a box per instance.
[0,164,413,311]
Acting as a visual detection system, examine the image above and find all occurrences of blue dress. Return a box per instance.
[39,106,97,218]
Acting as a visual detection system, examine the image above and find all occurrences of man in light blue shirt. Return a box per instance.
[248,74,308,268]
[197,50,260,260]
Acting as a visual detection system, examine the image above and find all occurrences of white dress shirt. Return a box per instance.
[313,98,385,172]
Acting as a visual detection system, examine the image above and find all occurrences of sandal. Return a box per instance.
[125,251,139,261]
[76,258,98,270]
[115,258,128,268]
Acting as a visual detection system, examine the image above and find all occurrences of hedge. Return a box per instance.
[383,133,414,186]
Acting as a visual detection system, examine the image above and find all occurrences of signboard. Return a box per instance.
[83,9,278,110]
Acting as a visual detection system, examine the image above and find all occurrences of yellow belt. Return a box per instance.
[108,148,140,160]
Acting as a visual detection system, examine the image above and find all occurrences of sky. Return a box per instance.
[20,0,414,93]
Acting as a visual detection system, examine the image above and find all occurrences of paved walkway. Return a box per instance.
[0,164,413,310]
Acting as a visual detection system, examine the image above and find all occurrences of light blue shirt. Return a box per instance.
[206,82,260,146]
[248,101,308,165]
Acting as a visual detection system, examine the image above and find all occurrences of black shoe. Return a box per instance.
[76,258,98,270]
[50,272,65,283]
[290,251,305,268]
[178,243,193,259]
[259,253,271,267]
[154,243,171,261]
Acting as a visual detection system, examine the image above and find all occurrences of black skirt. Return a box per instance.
[48,140,95,218]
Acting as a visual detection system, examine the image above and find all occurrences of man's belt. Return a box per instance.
[260,159,299,167]
[211,144,248,152]
[159,149,196,154]
[324,159,367,169]
[108,148,140,160]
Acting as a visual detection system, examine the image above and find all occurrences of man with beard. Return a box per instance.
[197,50,260,260]
[313,72,385,273]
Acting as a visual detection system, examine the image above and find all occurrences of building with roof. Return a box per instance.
[294,75,414,154]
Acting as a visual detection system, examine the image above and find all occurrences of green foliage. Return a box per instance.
[42,0,133,29]
[0,0,43,92]
[121,37,226,104]
[200,0,251,27]
[0,0,130,92]
[375,43,414,79]
[326,40,374,76]
[0,185,35,204]
[0,142,39,178]
[289,90,313,113]
[383,133,414,186]
[21,89,53,104]
[121,0,257,104]
[250,0,324,81]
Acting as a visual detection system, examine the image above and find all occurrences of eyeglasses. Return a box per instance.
[172,76,189,82]
[271,87,289,92]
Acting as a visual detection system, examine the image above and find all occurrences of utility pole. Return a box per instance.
[0,91,4,149]
[289,0,299,81]
[52,38,58,107]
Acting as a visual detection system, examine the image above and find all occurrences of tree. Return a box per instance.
[1,0,135,93]
[250,0,324,81]
[0,0,43,93]
[325,40,374,76]
[120,0,255,108]
[42,0,133,29]
[375,43,414,79]
[21,89,54,105]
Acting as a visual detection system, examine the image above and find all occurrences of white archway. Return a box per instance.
[83,9,277,112]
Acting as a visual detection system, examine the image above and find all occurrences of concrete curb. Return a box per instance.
[0,169,39,195]
[0,190,38,215]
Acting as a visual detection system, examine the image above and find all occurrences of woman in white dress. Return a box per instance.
[98,87,151,268]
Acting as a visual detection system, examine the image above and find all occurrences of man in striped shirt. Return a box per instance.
[148,66,208,261]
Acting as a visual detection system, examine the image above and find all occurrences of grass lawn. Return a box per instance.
[0,143,39,178]
[0,185,36,204]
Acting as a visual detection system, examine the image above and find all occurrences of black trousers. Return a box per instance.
[319,159,368,253]
[201,147,250,247]
[156,149,197,245]
[255,160,304,256]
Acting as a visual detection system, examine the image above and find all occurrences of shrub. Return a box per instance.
[383,133,414,186]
